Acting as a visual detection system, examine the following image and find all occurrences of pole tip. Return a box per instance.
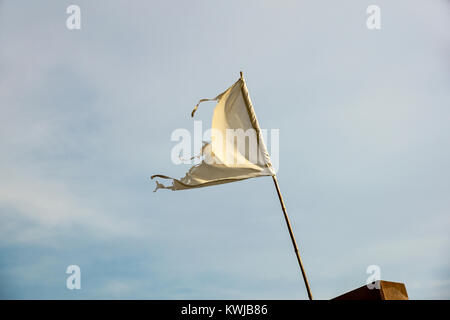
[240,71,243,79]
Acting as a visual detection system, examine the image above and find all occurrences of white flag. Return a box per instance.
[152,76,275,191]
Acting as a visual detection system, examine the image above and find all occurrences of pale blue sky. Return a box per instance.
[0,0,449,299]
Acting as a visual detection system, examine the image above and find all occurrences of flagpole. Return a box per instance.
[239,71,313,300]
[272,175,313,300]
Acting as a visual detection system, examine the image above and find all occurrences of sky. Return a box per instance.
[0,0,449,299]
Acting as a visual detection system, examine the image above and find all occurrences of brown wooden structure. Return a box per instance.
[333,281,408,300]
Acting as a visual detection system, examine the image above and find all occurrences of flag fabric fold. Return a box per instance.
[152,77,274,191]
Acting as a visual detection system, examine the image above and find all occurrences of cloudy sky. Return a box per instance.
[0,0,449,299]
